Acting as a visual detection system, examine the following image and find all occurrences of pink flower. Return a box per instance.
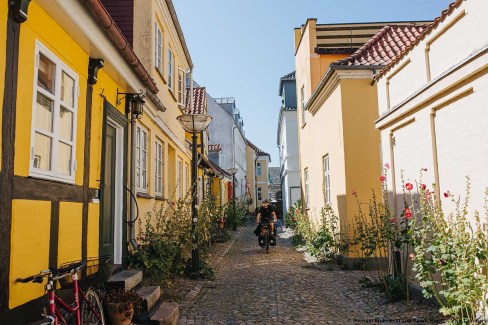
[404,208,412,219]
[295,209,299,214]
[444,192,449,198]
[380,175,386,182]
[408,253,415,260]
[405,183,413,191]
[352,189,357,196]
[439,258,445,265]
[293,217,297,221]
[385,163,390,169]
[421,184,426,190]
[390,218,396,223]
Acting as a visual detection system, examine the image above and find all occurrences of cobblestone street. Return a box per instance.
[176,222,444,325]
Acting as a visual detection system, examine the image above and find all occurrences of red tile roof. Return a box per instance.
[246,139,271,160]
[333,25,428,66]
[208,144,221,152]
[185,87,206,114]
[376,0,464,79]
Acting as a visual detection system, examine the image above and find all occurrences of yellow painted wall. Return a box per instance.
[0,3,7,170]
[87,203,100,258]
[245,145,257,212]
[341,79,382,249]
[57,202,83,266]
[9,200,51,308]
[14,2,87,186]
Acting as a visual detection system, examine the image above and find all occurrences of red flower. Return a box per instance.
[384,163,390,169]
[405,183,413,191]
[352,189,357,196]
[439,258,445,265]
[421,184,426,190]
[295,209,299,214]
[390,218,396,223]
[380,175,386,182]
[404,208,412,219]
[293,217,297,221]
[408,253,415,260]
[444,192,449,198]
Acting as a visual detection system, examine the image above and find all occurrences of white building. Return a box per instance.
[277,71,300,213]
[375,0,488,224]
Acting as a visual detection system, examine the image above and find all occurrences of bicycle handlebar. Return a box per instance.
[17,260,87,283]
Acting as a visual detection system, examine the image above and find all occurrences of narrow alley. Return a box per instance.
[176,223,442,325]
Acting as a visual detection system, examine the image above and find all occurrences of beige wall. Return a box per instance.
[376,0,488,226]
[246,144,257,212]
[255,156,269,207]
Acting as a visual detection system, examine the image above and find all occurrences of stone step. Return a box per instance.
[106,269,142,291]
[137,286,161,312]
[150,302,180,325]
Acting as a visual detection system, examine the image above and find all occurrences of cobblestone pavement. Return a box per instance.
[175,222,445,325]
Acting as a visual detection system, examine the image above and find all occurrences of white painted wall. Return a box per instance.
[377,0,488,224]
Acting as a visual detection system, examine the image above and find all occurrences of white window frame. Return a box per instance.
[30,41,79,184]
[137,124,148,192]
[184,162,189,195]
[257,187,262,201]
[304,168,309,208]
[323,155,330,205]
[177,68,186,107]
[256,162,262,176]
[168,48,174,91]
[154,139,163,196]
[177,157,183,199]
[154,21,163,74]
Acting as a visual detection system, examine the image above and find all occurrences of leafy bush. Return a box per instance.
[225,200,248,230]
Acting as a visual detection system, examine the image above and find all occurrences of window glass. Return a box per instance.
[38,55,55,93]
[57,142,72,175]
[61,72,74,107]
[36,94,53,132]
[34,132,52,171]
[59,107,73,141]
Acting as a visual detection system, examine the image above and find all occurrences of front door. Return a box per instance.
[101,115,125,264]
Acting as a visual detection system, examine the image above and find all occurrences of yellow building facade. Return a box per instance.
[0,0,187,319]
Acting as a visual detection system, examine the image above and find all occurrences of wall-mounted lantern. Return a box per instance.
[117,89,145,118]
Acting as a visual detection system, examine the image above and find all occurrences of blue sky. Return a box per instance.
[173,0,453,166]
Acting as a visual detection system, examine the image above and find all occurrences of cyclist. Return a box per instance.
[256,200,278,244]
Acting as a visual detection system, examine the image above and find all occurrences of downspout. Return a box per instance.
[232,125,236,196]
[129,112,138,250]
[200,130,205,200]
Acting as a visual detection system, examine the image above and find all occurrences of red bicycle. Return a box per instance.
[17,258,107,325]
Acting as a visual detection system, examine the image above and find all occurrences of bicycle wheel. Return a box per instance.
[265,229,269,253]
[80,288,105,325]
[30,319,54,325]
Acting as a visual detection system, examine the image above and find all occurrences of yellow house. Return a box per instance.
[294,19,428,263]
[101,0,196,241]
[0,0,173,319]
[246,139,271,211]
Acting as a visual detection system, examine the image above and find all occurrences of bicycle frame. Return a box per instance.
[45,272,102,325]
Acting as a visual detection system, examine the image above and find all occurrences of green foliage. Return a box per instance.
[225,200,248,230]
[128,189,217,285]
[409,176,488,322]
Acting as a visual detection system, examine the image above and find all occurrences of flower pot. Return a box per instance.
[107,302,134,325]
[217,221,225,230]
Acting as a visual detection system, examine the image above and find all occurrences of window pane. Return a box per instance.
[34,132,52,171]
[61,72,75,107]
[36,93,53,132]
[38,55,55,93]
[59,106,73,141]
[57,142,72,175]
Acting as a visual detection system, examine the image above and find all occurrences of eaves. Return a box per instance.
[307,65,384,116]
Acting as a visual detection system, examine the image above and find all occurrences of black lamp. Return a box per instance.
[10,0,31,23]
[117,89,145,118]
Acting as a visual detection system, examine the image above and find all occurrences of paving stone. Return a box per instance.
[167,223,446,324]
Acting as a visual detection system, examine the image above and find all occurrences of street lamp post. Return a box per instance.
[177,113,212,278]
[227,168,238,230]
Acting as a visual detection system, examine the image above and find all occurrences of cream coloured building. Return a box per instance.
[375,0,488,226]
[294,19,428,260]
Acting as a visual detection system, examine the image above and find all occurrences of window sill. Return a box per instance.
[155,195,164,201]
[29,171,75,185]
[137,192,153,199]
[168,88,177,102]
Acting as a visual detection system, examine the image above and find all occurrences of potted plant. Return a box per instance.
[216,217,225,230]
[104,288,143,325]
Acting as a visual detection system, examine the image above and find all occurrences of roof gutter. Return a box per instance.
[81,0,166,112]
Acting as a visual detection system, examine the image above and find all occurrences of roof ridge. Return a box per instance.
[376,0,464,79]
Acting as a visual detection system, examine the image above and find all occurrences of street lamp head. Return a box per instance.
[227,168,238,175]
[177,114,212,133]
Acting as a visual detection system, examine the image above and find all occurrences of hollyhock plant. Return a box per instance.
[408,253,415,260]
[385,163,390,169]
[380,175,386,182]
[390,218,396,223]
[444,192,449,198]
[421,184,426,190]
[405,183,413,191]
[352,190,357,196]
[404,208,412,219]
